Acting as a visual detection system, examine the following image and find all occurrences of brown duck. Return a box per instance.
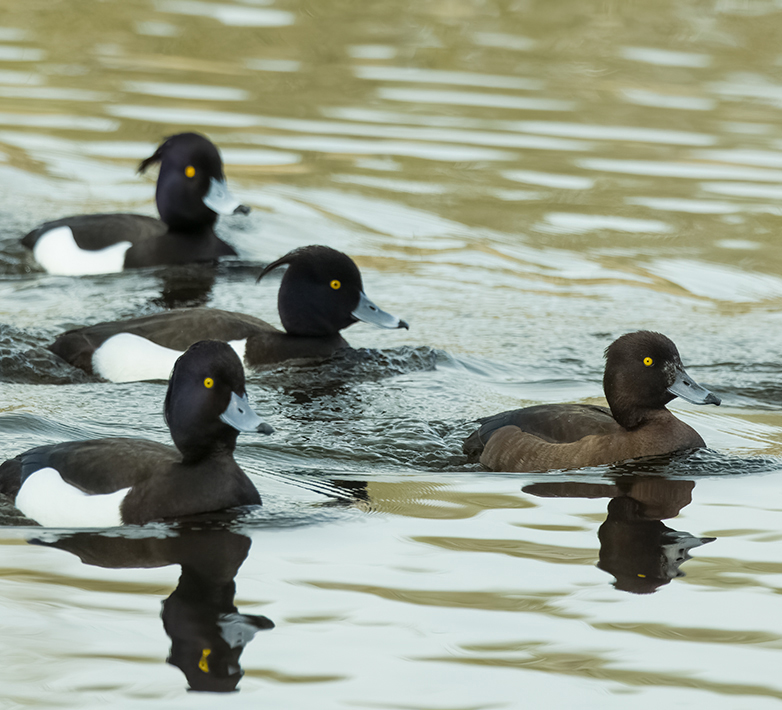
[463,331,720,472]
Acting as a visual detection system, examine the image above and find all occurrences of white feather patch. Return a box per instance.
[16,467,129,528]
[33,225,132,275]
[93,333,183,383]
[92,334,249,383]
[228,338,247,363]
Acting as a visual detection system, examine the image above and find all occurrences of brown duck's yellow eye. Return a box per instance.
[198,648,211,673]
[204,377,214,388]
[643,357,653,367]
[330,279,341,290]
[185,165,196,178]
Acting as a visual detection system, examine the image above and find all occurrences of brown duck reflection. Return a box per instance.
[523,476,715,594]
[33,526,273,692]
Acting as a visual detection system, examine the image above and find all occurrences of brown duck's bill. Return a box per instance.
[351,291,409,330]
[667,366,721,406]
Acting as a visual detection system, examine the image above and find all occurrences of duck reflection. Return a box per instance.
[153,263,217,308]
[523,475,715,594]
[153,260,272,309]
[34,526,273,691]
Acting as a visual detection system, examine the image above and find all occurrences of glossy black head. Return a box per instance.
[165,340,249,461]
[139,133,237,232]
[258,246,366,336]
[603,331,719,429]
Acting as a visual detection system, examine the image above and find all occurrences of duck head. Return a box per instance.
[257,245,409,337]
[139,133,249,232]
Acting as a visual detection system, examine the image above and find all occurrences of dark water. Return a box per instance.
[3,0,782,707]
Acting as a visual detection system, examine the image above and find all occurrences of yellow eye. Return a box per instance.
[204,377,214,388]
[185,165,196,178]
[330,279,341,290]
[643,357,653,367]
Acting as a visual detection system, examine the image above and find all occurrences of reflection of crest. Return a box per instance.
[33,526,274,692]
[524,475,715,595]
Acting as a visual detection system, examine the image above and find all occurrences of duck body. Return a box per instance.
[21,133,247,275]
[471,407,706,473]
[466,403,619,449]
[0,439,260,526]
[49,245,408,382]
[50,307,348,382]
[0,340,271,527]
[22,214,238,274]
[464,331,720,473]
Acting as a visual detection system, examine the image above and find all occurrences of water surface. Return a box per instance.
[3,0,782,707]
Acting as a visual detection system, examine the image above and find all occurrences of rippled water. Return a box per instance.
[4,0,782,706]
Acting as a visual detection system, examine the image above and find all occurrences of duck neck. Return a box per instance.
[179,439,237,465]
[176,567,238,609]
[609,402,669,431]
[604,370,671,430]
[163,222,216,239]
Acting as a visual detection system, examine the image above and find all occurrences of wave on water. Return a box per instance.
[250,345,442,389]
[516,447,782,484]
[0,237,35,276]
[0,323,92,384]
[714,380,782,411]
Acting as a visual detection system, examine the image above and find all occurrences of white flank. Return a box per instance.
[16,467,129,528]
[93,333,183,383]
[228,338,247,363]
[33,226,132,275]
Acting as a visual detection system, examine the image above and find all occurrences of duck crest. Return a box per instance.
[144,133,227,232]
[258,246,363,336]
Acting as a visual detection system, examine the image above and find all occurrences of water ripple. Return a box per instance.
[154,0,295,26]
[620,46,712,67]
[377,88,575,112]
[354,66,543,91]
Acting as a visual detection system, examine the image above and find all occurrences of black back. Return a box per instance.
[50,308,277,375]
[49,307,350,378]
[21,213,165,251]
